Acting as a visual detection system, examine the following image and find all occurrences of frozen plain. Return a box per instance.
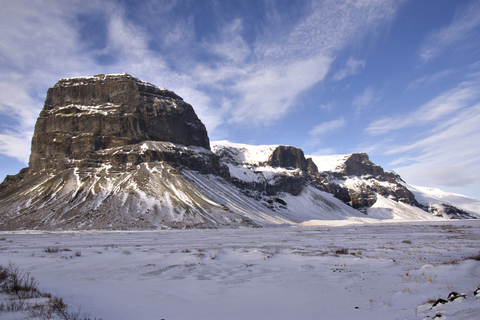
[1,221,480,320]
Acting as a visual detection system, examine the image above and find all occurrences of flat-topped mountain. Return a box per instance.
[0,74,478,231]
[30,73,210,171]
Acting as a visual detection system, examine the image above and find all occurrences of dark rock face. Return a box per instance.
[321,154,420,212]
[29,73,210,171]
[340,153,384,176]
[267,146,318,176]
[0,74,245,230]
[223,145,320,197]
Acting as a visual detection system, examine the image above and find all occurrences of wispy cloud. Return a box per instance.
[366,80,480,135]
[352,86,378,114]
[420,0,480,62]
[309,117,346,137]
[389,103,480,188]
[0,131,31,163]
[406,69,454,91]
[333,58,365,81]
[306,116,346,150]
[192,0,400,127]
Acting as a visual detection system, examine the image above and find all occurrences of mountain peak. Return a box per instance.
[30,73,209,171]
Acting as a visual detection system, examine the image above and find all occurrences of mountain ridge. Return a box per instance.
[0,74,478,230]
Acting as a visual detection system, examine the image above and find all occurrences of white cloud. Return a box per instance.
[0,131,32,164]
[352,86,377,114]
[230,55,333,125]
[210,19,251,64]
[366,80,480,135]
[420,0,480,62]
[309,117,346,137]
[192,0,401,126]
[406,69,454,91]
[0,0,402,163]
[333,58,365,81]
[389,103,480,189]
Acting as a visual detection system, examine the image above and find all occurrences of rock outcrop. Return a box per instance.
[0,74,248,230]
[318,153,420,211]
[266,146,318,176]
[339,153,384,176]
[29,73,210,171]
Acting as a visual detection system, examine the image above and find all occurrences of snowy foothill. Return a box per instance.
[1,221,480,320]
[407,185,480,217]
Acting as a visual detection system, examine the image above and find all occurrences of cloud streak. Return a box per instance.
[366,80,480,135]
[352,86,378,114]
[390,103,480,188]
[309,117,346,137]
[333,58,365,81]
[420,0,480,62]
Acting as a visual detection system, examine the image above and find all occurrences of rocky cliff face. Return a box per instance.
[266,146,318,176]
[339,153,384,176]
[29,73,210,171]
[0,74,246,230]
[317,153,419,211]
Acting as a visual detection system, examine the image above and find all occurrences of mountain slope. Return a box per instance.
[406,184,480,219]
[308,152,479,220]
[1,74,476,230]
[212,141,440,222]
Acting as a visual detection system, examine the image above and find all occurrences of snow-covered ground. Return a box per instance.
[1,221,480,319]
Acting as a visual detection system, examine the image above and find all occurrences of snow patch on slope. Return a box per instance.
[407,184,480,217]
[367,194,440,221]
[211,140,278,165]
[308,154,350,172]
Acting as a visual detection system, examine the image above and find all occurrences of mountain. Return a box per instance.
[0,74,478,230]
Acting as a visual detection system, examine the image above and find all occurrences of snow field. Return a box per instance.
[1,221,480,319]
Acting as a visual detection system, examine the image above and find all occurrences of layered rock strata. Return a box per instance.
[29,73,210,171]
[0,74,247,230]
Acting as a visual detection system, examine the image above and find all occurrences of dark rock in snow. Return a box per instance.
[447,291,466,301]
[267,146,318,176]
[340,153,384,176]
[427,203,477,219]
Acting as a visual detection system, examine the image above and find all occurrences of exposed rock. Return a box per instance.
[2,73,476,230]
[215,145,320,198]
[339,153,384,176]
[319,154,420,211]
[427,203,477,219]
[29,73,210,171]
[266,146,319,176]
[0,161,253,230]
[0,74,242,230]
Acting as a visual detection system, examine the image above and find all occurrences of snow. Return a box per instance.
[211,140,279,165]
[57,73,171,93]
[407,184,480,217]
[308,154,350,172]
[1,221,480,319]
[367,195,440,221]
[48,103,120,116]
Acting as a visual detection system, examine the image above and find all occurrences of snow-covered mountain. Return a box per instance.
[0,74,478,231]
[212,141,479,222]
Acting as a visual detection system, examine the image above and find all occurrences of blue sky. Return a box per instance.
[1,0,480,199]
